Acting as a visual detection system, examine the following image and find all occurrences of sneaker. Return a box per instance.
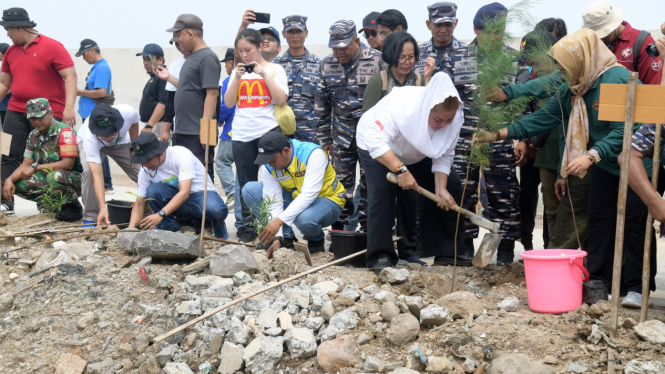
[105,187,114,195]
[238,230,258,243]
[55,200,83,222]
[308,238,325,253]
[281,237,297,249]
[372,257,392,275]
[1,202,15,215]
[621,291,642,308]
[434,254,474,267]
[404,255,426,266]
[225,195,235,210]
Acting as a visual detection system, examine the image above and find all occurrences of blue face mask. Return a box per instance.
[527,66,533,74]
[97,135,121,147]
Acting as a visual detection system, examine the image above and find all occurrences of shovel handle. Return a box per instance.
[386,172,462,214]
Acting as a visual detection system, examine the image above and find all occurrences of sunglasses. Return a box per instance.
[364,30,377,38]
[263,36,278,42]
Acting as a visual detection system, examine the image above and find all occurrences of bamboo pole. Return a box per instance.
[154,249,368,343]
[610,72,639,339]
[6,228,141,253]
[640,124,662,322]
[198,117,211,259]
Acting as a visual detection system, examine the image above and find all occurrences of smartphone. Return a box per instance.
[253,12,270,24]
[148,55,158,72]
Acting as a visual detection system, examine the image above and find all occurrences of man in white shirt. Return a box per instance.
[242,132,346,257]
[80,104,139,226]
[127,133,228,239]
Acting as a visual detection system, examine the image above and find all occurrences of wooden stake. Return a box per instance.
[6,228,141,253]
[640,123,662,322]
[199,116,211,259]
[609,72,639,339]
[153,249,368,343]
[607,348,616,373]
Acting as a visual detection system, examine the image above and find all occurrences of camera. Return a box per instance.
[646,43,660,58]
[244,63,254,74]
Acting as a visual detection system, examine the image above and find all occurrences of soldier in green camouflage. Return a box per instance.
[2,98,83,221]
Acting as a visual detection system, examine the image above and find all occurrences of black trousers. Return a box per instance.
[587,165,662,293]
[1,110,61,207]
[172,133,215,182]
[232,127,281,231]
[396,187,420,258]
[519,159,540,249]
[359,149,464,267]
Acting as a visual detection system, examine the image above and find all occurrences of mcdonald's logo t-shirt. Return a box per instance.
[231,63,289,142]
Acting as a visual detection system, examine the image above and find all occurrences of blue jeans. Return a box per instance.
[102,156,113,189]
[214,139,235,197]
[234,171,243,230]
[242,181,342,241]
[146,183,229,239]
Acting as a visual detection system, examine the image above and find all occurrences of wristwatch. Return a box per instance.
[273,236,284,245]
[586,149,601,164]
[31,162,39,173]
[392,163,408,176]
[144,125,154,129]
[158,210,166,218]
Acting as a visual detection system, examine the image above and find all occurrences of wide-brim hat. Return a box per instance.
[130,133,169,164]
[0,8,37,27]
[88,104,124,136]
[582,0,624,39]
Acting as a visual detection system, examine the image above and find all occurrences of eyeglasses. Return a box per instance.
[263,36,278,42]
[398,55,416,64]
[378,31,391,40]
[364,30,377,38]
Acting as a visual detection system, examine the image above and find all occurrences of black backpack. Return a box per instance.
[632,30,651,73]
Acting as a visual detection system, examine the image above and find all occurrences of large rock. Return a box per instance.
[77,312,97,331]
[624,360,665,374]
[219,342,244,374]
[320,300,335,321]
[185,275,233,293]
[381,301,401,322]
[117,230,139,251]
[490,353,553,374]
[243,335,284,374]
[285,327,317,358]
[317,335,358,373]
[426,356,452,373]
[386,314,420,345]
[227,317,251,345]
[54,353,87,374]
[318,306,360,341]
[257,309,278,328]
[131,231,199,259]
[156,345,178,367]
[438,291,483,320]
[210,245,259,277]
[163,363,194,374]
[365,356,382,373]
[420,304,452,326]
[86,358,122,373]
[378,268,410,284]
[634,320,665,344]
[497,296,519,312]
[0,292,14,312]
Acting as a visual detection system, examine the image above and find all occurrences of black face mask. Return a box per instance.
[605,29,618,48]
[142,154,160,178]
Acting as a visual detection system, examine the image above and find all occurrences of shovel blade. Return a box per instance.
[472,233,502,267]
[467,214,501,233]
[294,242,313,266]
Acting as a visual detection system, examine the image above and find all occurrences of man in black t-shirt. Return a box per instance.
[136,44,167,137]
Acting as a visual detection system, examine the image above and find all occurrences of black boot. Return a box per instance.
[464,238,475,258]
[281,237,297,249]
[55,200,83,222]
[496,239,515,266]
[308,238,325,253]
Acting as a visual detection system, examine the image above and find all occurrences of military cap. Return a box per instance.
[328,20,357,48]
[428,2,457,24]
[26,98,51,119]
[283,15,308,31]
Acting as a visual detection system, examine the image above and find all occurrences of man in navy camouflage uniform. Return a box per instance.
[273,16,321,143]
[314,20,384,231]
[2,98,83,221]
[414,2,466,80]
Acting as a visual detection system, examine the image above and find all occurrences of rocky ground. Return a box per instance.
[0,213,664,374]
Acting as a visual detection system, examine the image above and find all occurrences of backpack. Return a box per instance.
[269,64,296,136]
[380,70,423,96]
[632,30,650,73]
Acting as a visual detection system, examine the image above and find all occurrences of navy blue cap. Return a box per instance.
[0,43,9,54]
[136,43,164,58]
[89,105,124,136]
[259,27,281,44]
[359,12,380,31]
[283,15,308,31]
[473,2,507,30]
[428,2,457,24]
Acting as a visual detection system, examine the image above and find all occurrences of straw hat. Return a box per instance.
[582,0,624,38]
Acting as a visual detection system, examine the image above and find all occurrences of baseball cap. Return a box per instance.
[130,133,169,164]
[582,1,624,39]
[254,132,291,165]
[283,15,308,31]
[136,43,164,58]
[428,2,457,24]
[26,98,51,119]
[259,27,281,44]
[169,33,177,45]
[222,48,235,62]
[473,2,507,30]
[166,14,203,32]
[328,20,357,48]
[75,39,98,57]
[359,12,380,32]
[88,105,124,136]
[0,43,9,54]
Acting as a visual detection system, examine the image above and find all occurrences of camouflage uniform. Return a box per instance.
[17,119,83,203]
[314,20,384,230]
[273,48,321,143]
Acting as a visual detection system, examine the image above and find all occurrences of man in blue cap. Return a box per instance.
[259,26,282,62]
[273,15,321,143]
[136,43,167,139]
[314,20,384,233]
[414,2,466,77]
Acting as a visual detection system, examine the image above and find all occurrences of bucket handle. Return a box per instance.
[570,259,589,282]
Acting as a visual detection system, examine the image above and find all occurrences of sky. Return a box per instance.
[2,0,664,49]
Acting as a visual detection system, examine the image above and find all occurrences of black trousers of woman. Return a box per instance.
[587,165,663,294]
[359,149,464,268]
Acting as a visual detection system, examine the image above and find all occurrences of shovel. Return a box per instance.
[386,172,501,267]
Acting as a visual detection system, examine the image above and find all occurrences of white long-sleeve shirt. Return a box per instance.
[262,148,328,237]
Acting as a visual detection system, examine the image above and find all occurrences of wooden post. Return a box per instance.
[609,72,639,339]
[640,123,662,322]
[198,117,211,259]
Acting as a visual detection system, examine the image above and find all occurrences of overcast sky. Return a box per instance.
[3,0,664,49]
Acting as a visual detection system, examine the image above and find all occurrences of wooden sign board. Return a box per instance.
[199,119,218,146]
[599,84,665,124]
[0,132,12,156]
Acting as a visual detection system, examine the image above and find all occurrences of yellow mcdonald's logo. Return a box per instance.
[238,80,266,105]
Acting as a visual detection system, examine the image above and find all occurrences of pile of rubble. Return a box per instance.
[0,219,664,374]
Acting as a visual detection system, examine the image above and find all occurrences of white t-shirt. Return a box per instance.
[166,56,186,92]
[230,63,289,142]
[137,146,217,198]
[79,104,140,163]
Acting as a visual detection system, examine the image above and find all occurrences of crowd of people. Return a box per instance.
[0,1,664,308]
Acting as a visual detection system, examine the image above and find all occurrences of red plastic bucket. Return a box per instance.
[520,250,589,314]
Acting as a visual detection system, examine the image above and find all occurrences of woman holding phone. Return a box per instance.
[224,28,289,243]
